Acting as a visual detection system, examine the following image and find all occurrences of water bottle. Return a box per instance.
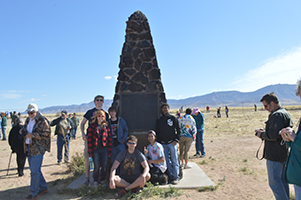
[89,157,94,170]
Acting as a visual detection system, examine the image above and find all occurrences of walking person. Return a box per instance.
[178,108,197,169]
[87,110,112,187]
[20,103,51,200]
[71,113,79,139]
[279,78,301,200]
[1,112,7,140]
[192,107,205,158]
[156,103,181,184]
[80,95,109,185]
[255,92,293,200]
[8,117,26,176]
[50,110,74,164]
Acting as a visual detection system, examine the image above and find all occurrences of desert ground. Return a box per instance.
[0,106,300,200]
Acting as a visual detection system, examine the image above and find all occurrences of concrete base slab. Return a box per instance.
[160,162,215,189]
[66,162,215,190]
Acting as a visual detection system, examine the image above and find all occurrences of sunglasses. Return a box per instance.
[128,142,136,145]
[263,103,270,108]
[96,99,104,102]
[28,111,35,115]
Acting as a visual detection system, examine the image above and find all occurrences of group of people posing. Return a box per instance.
[79,95,206,198]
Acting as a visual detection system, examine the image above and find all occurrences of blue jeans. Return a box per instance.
[1,126,7,140]
[93,148,108,183]
[57,134,70,162]
[295,184,301,200]
[112,143,126,164]
[71,127,77,139]
[28,153,47,196]
[162,143,179,180]
[195,128,205,156]
[266,160,289,200]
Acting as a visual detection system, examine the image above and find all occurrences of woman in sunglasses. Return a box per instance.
[87,110,112,187]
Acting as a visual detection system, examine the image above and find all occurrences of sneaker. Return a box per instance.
[132,187,142,194]
[93,181,98,187]
[180,163,184,168]
[38,188,48,196]
[25,194,38,200]
[84,177,89,186]
[200,155,206,158]
[184,164,192,169]
[57,161,61,165]
[194,153,200,156]
[115,188,127,198]
[171,179,179,185]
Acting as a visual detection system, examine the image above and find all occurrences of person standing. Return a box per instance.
[255,92,293,200]
[217,107,221,118]
[87,110,112,187]
[279,78,301,200]
[1,112,7,140]
[8,117,26,176]
[71,113,80,139]
[225,106,229,118]
[50,110,74,164]
[192,107,206,158]
[108,107,128,163]
[156,103,181,184]
[11,111,18,127]
[80,95,109,186]
[178,108,197,169]
[21,103,51,200]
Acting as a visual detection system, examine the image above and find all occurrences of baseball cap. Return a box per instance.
[27,103,38,112]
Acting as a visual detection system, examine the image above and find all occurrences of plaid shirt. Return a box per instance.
[87,122,112,157]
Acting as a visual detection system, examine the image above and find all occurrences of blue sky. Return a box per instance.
[1,0,301,112]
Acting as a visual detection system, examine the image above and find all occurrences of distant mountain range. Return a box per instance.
[38,84,300,114]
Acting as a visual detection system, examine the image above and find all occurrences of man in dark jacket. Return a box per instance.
[50,110,74,164]
[255,92,293,200]
[8,117,26,176]
[156,103,181,184]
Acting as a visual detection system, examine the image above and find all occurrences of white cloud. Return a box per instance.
[232,46,301,92]
[104,76,112,80]
[19,98,41,103]
[0,93,22,99]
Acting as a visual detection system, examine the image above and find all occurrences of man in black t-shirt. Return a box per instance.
[110,135,150,198]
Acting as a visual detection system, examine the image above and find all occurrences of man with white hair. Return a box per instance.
[20,103,51,200]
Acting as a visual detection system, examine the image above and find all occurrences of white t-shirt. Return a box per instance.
[146,142,167,173]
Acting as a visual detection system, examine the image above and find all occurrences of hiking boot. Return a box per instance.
[25,194,38,200]
[38,188,48,196]
[115,188,127,198]
[84,177,89,186]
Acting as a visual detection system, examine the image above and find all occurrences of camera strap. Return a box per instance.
[256,140,264,160]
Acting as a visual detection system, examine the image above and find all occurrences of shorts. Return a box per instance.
[84,140,89,159]
[120,174,141,184]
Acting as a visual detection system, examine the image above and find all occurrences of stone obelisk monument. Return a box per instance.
[112,11,167,151]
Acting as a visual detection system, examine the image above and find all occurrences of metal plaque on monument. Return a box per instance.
[111,11,167,152]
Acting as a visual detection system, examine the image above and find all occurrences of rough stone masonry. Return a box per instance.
[112,11,167,150]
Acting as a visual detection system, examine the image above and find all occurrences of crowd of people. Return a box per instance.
[3,77,301,199]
